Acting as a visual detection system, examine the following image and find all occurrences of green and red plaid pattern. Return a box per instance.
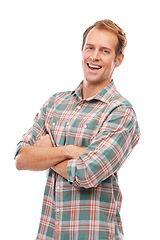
[16,80,140,240]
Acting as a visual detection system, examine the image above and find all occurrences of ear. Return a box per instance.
[115,54,124,68]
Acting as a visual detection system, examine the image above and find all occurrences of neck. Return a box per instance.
[82,79,111,99]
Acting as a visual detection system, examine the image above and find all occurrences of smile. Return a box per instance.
[87,63,102,70]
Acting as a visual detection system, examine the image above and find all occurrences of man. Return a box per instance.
[15,19,140,240]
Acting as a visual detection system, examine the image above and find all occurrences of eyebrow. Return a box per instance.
[85,44,112,51]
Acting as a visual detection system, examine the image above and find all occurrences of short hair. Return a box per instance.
[82,19,127,58]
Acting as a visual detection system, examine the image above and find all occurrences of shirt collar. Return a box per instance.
[71,80,117,104]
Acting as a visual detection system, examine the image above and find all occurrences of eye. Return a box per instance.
[86,46,93,50]
[85,45,94,51]
[103,49,110,54]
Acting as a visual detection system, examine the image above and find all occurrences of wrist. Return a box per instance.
[62,145,73,159]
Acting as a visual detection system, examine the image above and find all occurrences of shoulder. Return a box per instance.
[101,88,139,126]
[110,88,133,108]
[49,91,72,104]
[40,90,72,113]
[101,81,134,113]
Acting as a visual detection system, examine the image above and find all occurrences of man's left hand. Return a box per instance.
[34,135,53,148]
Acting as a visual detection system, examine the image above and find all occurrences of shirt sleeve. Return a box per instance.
[67,106,140,188]
[15,99,50,158]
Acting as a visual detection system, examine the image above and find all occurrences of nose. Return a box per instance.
[90,49,100,61]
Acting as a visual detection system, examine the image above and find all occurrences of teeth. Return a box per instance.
[88,63,101,69]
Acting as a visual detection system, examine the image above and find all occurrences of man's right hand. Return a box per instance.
[65,145,87,159]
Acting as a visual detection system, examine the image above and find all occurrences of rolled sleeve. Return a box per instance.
[66,106,140,189]
[15,141,30,158]
[67,159,78,185]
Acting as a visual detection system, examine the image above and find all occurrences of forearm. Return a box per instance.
[15,145,69,171]
[16,135,87,174]
[51,146,87,180]
[51,160,69,180]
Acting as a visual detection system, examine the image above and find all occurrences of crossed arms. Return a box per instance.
[15,105,139,188]
[15,134,86,180]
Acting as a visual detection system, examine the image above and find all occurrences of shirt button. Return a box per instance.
[84,124,87,129]
[52,122,55,127]
[66,122,69,126]
[56,209,60,212]
[77,106,81,110]
[56,186,60,190]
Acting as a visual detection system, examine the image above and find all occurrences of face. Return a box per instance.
[82,27,123,86]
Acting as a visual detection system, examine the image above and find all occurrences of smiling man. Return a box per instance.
[15,19,140,240]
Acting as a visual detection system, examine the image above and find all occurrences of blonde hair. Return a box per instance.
[82,19,127,58]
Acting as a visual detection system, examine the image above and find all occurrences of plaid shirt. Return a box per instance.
[16,80,140,240]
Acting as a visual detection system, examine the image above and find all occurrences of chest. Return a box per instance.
[45,98,108,147]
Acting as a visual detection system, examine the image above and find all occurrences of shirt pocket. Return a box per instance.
[66,117,101,147]
[45,121,68,146]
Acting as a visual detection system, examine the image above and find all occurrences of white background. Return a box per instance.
[0,0,159,239]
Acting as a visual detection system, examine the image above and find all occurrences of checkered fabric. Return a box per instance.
[16,80,140,240]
